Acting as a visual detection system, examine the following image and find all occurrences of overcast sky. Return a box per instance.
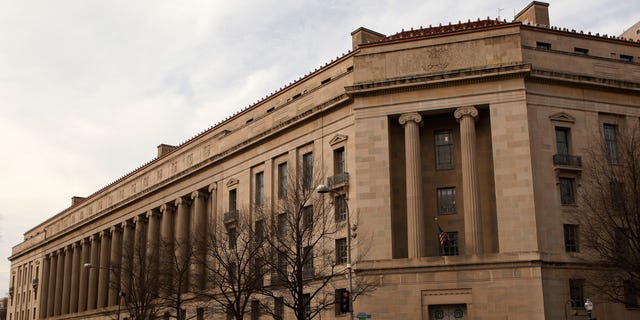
[0,0,637,293]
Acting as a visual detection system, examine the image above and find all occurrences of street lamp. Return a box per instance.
[316,184,354,320]
[584,298,593,320]
[84,263,125,320]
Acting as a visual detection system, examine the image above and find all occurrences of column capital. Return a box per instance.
[175,197,191,207]
[160,203,175,213]
[110,225,122,234]
[146,208,161,219]
[133,215,148,225]
[454,106,479,121]
[191,190,208,200]
[399,112,423,127]
[79,238,89,247]
[70,242,79,250]
[58,247,66,254]
[121,220,134,229]
[89,234,100,242]
[208,182,218,192]
[99,229,111,238]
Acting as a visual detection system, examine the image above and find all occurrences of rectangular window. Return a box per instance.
[303,206,314,230]
[254,257,264,288]
[536,41,551,50]
[277,252,287,282]
[435,130,454,170]
[334,195,347,221]
[229,189,237,212]
[604,124,618,164]
[303,293,311,319]
[274,297,284,320]
[555,127,570,155]
[255,219,264,244]
[559,178,576,205]
[278,162,288,199]
[302,152,314,190]
[563,224,579,252]
[277,214,287,239]
[251,300,260,320]
[255,171,264,206]
[574,47,589,55]
[197,307,204,320]
[442,232,459,256]
[335,238,348,264]
[228,227,237,249]
[569,279,585,308]
[624,280,640,308]
[303,246,314,277]
[334,147,345,175]
[437,187,456,214]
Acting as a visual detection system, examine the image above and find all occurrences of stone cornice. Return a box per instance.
[527,68,640,92]
[345,63,531,97]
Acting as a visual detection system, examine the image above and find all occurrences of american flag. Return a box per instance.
[437,223,449,246]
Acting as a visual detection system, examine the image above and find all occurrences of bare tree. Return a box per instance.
[201,212,269,320]
[119,242,162,320]
[257,161,342,320]
[577,122,640,307]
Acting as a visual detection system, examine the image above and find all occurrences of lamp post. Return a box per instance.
[84,263,124,320]
[584,298,593,320]
[316,184,354,320]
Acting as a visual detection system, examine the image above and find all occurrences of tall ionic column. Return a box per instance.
[97,230,111,308]
[108,225,123,306]
[133,215,148,287]
[69,242,81,313]
[205,183,217,289]
[146,209,161,295]
[175,197,191,292]
[53,248,65,316]
[39,255,51,318]
[191,190,208,291]
[120,221,135,296]
[455,106,483,255]
[399,112,425,258]
[87,234,100,310]
[77,238,90,312]
[61,246,73,314]
[159,204,175,294]
[46,251,57,317]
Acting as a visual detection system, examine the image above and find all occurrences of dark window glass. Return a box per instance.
[255,220,264,244]
[437,187,456,214]
[334,147,345,175]
[303,206,314,230]
[563,224,579,252]
[555,127,569,155]
[302,152,313,190]
[303,293,311,319]
[536,41,551,50]
[277,214,287,239]
[229,189,237,212]
[228,227,237,249]
[274,297,284,320]
[255,172,264,205]
[335,238,347,264]
[335,196,347,221]
[442,232,459,256]
[569,279,585,308]
[435,130,454,169]
[277,252,287,282]
[251,300,260,320]
[560,178,576,205]
[604,124,618,164]
[624,280,640,308]
[278,162,287,199]
[303,246,313,277]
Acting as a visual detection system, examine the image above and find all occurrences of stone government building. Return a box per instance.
[8,2,640,319]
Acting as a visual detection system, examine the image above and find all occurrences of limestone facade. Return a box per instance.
[8,2,640,319]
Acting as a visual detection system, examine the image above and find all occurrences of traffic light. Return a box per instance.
[338,288,351,313]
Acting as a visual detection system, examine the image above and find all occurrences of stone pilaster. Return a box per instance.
[108,225,123,306]
[191,190,208,290]
[132,215,148,288]
[97,230,111,308]
[53,248,65,316]
[399,112,425,258]
[69,242,81,313]
[77,238,90,312]
[61,246,73,314]
[87,234,100,310]
[455,106,483,255]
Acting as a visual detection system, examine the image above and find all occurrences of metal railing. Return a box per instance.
[553,154,582,168]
